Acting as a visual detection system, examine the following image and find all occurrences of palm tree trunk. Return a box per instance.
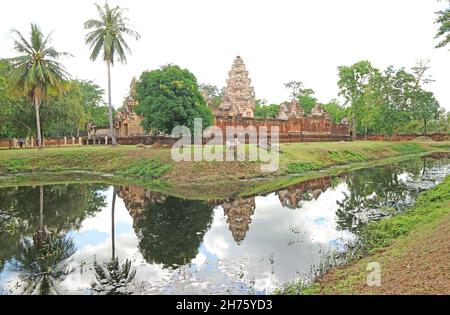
[111,186,117,260]
[107,61,117,145]
[39,185,44,243]
[34,95,43,149]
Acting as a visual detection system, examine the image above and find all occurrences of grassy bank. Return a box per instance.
[277,175,450,295]
[0,140,449,199]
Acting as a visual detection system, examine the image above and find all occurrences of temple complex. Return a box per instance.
[278,100,304,120]
[107,56,350,142]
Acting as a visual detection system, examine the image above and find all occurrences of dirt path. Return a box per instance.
[315,211,450,295]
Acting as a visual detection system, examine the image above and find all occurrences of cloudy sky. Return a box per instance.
[1,0,449,110]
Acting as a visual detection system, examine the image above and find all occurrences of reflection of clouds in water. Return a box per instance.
[199,185,354,293]
[79,188,132,235]
[5,158,448,294]
[60,188,170,294]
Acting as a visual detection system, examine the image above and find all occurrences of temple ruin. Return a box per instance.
[114,77,147,137]
[108,56,350,143]
[214,56,256,118]
[278,100,304,120]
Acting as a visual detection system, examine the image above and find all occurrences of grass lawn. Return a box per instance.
[0,140,448,199]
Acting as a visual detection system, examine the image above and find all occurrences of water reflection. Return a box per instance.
[0,184,107,294]
[118,187,215,268]
[0,156,448,294]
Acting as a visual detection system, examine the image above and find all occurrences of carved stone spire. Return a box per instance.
[221,197,256,244]
[217,56,256,118]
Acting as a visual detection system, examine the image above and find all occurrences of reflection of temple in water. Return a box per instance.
[220,197,256,245]
[117,186,166,220]
[277,176,336,209]
[116,175,339,246]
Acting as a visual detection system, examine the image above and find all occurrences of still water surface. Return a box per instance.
[0,156,448,294]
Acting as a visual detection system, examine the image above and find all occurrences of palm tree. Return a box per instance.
[84,2,140,145]
[91,186,136,295]
[4,24,71,149]
[14,232,75,295]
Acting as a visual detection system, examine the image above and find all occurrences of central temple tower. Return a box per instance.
[217,56,256,118]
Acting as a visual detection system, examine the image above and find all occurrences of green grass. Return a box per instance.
[0,141,448,199]
[117,157,171,179]
[286,161,324,175]
[391,142,427,154]
[360,176,450,253]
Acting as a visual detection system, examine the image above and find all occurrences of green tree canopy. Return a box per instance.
[2,24,71,148]
[254,99,279,118]
[135,65,213,134]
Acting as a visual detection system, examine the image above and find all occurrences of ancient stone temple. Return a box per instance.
[278,100,304,120]
[114,77,147,137]
[310,104,331,120]
[221,197,256,244]
[215,56,256,118]
[109,57,351,143]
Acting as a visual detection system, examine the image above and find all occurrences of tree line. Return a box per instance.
[0,1,449,145]
[0,2,139,148]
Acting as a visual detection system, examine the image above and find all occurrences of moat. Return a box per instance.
[0,155,448,295]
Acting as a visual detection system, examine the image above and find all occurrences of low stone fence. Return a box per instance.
[356,133,449,142]
[113,133,352,147]
[0,137,84,148]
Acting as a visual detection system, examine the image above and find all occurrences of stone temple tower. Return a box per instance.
[217,56,256,118]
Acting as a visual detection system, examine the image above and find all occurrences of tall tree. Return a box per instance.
[338,61,379,138]
[284,81,317,114]
[84,2,140,145]
[135,64,213,134]
[199,83,223,108]
[3,24,71,149]
[411,89,440,135]
[435,0,450,49]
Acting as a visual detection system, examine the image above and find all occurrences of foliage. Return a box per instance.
[0,75,107,137]
[135,64,213,134]
[1,23,71,147]
[199,83,222,108]
[321,99,348,124]
[84,2,140,64]
[12,232,75,295]
[435,2,450,49]
[92,258,136,295]
[338,60,379,137]
[337,60,448,137]
[254,99,279,118]
[84,1,140,145]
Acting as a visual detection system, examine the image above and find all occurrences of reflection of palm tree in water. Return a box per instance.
[13,186,75,295]
[92,187,136,295]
